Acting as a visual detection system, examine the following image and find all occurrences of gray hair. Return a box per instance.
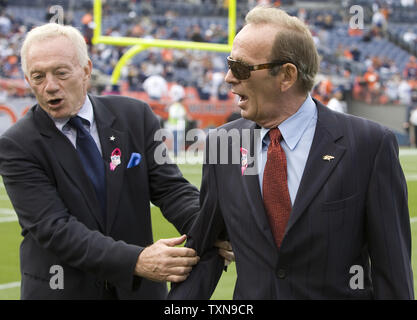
[245,6,320,92]
[20,23,89,75]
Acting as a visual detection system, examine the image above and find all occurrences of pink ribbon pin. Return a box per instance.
[241,147,248,176]
[110,148,121,171]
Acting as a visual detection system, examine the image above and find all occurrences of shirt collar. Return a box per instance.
[261,94,316,150]
[77,95,94,126]
[53,96,93,131]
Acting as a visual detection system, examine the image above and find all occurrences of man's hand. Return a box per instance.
[215,240,235,266]
[134,234,199,283]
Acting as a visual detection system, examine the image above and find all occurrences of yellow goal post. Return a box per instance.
[92,0,237,85]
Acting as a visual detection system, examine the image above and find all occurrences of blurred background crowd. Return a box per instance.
[0,0,417,144]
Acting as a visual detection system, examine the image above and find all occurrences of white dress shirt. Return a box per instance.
[53,96,103,155]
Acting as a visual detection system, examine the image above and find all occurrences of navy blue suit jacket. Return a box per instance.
[169,100,414,299]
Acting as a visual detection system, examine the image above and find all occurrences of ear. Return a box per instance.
[279,63,298,92]
[83,59,93,80]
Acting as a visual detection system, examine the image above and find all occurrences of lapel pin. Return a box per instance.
[322,155,335,161]
[109,135,116,142]
[110,148,121,171]
[240,147,248,176]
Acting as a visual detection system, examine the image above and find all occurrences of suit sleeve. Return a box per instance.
[142,104,200,234]
[168,140,226,299]
[366,129,414,299]
[0,134,141,291]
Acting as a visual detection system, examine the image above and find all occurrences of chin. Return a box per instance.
[241,110,254,121]
[49,109,68,120]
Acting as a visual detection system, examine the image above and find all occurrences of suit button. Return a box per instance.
[277,268,286,279]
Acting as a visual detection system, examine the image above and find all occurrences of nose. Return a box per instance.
[224,69,238,84]
[44,74,59,93]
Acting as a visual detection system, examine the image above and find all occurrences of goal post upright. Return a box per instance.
[92,0,237,85]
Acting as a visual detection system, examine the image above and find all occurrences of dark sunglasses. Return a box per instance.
[226,56,292,80]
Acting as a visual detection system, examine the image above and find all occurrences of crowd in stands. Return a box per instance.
[0,0,416,109]
[310,0,417,106]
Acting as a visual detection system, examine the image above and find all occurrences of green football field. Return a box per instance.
[0,148,417,300]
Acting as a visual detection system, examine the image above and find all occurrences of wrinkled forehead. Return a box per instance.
[27,35,71,53]
[231,23,279,63]
[26,36,78,67]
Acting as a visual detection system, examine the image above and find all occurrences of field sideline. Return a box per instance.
[0,148,416,299]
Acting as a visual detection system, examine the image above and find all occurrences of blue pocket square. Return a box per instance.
[127,152,142,168]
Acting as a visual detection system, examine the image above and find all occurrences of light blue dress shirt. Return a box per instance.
[258,94,318,205]
[53,96,103,155]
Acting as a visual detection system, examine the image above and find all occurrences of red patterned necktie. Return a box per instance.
[262,128,292,248]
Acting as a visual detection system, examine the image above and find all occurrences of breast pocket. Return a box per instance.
[321,193,358,230]
[125,163,141,173]
[321,193,358,212]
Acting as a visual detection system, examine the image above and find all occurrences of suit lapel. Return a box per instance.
[35,106,105,230]
[239,121,277,246]
[229,102,347,246]
[285,101,346,235]
[90,95,127,234]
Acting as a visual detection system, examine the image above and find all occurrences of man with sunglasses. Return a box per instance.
[169,6,413,299]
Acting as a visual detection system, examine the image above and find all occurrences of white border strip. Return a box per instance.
[0,216,18,223]
[0,207,17,223]
[399,149,417,156]
[0,208,15,215]
[406,174,417,181]
[0,281,20,290]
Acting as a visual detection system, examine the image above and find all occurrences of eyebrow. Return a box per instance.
[29,65,71,74]
[231,56,250,65]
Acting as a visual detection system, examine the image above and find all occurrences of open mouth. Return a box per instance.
[48,98,63,106]
[238,94,248,102]
[234,93,248,104]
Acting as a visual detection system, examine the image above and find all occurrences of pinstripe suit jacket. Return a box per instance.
[169,100,414,299]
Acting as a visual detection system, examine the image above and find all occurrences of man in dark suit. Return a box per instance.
[169,6,414,299]
[0,23,203,299]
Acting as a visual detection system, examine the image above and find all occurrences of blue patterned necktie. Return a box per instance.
[68,116,107,220]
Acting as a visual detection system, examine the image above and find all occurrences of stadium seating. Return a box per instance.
[1,0,416,102]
